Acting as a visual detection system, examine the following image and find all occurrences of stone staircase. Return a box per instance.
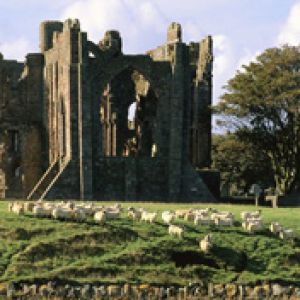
[27,159,68,201]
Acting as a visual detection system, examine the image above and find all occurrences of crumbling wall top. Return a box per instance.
[39,21,63,52]
[167,22,182,44]
[99,30,122,56]
[63,18,80,31]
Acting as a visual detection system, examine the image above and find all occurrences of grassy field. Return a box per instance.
[0,201,299,286]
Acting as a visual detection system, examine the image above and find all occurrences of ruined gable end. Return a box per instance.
[0,19,218,201]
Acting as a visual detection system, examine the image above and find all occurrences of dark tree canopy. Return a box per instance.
[216,45,300,195]
[212,133,273,196]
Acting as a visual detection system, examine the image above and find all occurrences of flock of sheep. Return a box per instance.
[8,201,296,255]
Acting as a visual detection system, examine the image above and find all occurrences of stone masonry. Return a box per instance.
[0,19,217,201]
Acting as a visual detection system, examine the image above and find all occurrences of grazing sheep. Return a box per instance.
[104,209,120,220]
[33,205,52,218]
[251,210,261,219]
[141,211,157,223]
[194,215,211,226]
[24,202,35,213]
[52,207,73,220]
[199,234,213,253]
[241,211,251,221]
[194,209,209,217]
[10,202,24,215]
[85,207,96,217]
[241,210,261,221]
[128,208,144,220]
[128,210,141,220]
[162,211,175,224]
[214,216,233,227]
[184,211,196,222]
[168,225,184,238]
[73,208,86,222]
[211,212,233,221]
[270,222,283,234]
[175,209,191,219]
[8,202,13,212]
[247,221,263,233]
[279,229,294,241]
[64,201,75,210]
[94,211,107,224]
[242,221,249,230]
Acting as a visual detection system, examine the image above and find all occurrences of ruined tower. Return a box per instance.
[0,19,217,201]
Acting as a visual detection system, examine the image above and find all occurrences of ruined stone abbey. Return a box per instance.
[0,19,217,201]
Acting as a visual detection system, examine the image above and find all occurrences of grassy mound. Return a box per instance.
[0,202,299,286]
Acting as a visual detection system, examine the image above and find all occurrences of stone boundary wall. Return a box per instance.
[1,282,300,299]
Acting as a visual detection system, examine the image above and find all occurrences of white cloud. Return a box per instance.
[236,48,260,72]
[0,38,32,61]
[212,34,237,105]
[61,0,167,53]
[214,34,233,77]
[134,1,166,32]
[277,2,300,46]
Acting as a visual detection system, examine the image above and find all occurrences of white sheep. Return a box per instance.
[214,216,233,227]
[184,211,195,222]
[73,208,86,222]
[94,211,107,223]
[241,211,251,220]
[8,202,13,212]
[241,210,261,221]
[175,209,191,219]
[104,209,120,220]
[211,212,233,221]
[11,202,24,215]
[128,208,144,220]
[199,234,213,253]
[270,222,283,234]
[194,215,211,226]
[279,229,294,241]
[24,202,35,213]
[251,210,261,219]
[168,225,184,238]
[194,209,209,217]
[161,211,175,224]
[75,204,95,217]
[52,207,73,220]
[242,221,249,230]
[247,220,263,233]
[64,201,75,210]
[141,211,157,223]
[33,205,52,218]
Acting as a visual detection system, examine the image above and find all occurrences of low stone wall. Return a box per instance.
[1,282,300,299]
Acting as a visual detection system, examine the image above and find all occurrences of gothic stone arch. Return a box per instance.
[88,53,173,200]
[21,20,216,202]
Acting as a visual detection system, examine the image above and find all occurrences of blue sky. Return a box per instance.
[0,0,299,108]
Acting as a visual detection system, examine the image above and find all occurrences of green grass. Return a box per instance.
[0,201,300,286]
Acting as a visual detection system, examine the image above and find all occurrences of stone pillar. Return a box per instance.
[168,41,187,200]
[193,36,213,168]
[78,31,93,199]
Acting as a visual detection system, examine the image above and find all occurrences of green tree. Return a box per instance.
[212,133,273,196]
[216,46,300,195]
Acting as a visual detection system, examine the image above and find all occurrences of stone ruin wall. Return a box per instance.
[0,19,217,201]
[0,55,43,198]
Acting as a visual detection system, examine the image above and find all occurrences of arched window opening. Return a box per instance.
[100,68,158,158]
